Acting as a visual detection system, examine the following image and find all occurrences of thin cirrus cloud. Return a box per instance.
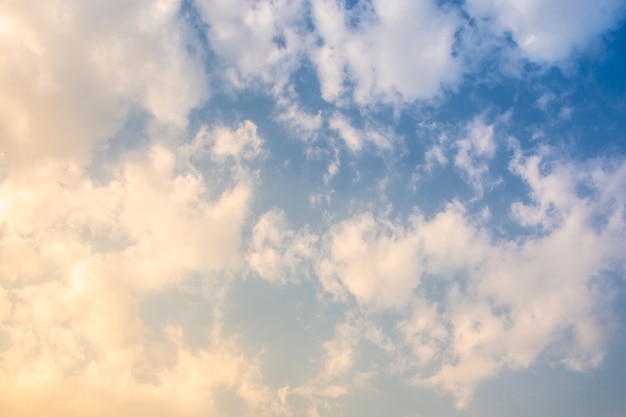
[1,0,626,416]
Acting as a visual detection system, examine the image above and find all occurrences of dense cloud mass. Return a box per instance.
[1,0,626,416]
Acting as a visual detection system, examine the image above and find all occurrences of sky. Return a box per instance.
[1,0,626,416]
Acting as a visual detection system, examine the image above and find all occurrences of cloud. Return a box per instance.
[194,0,306,90]
[190,120,265,162]
[2,1,626,415]
[315,145,626,406]
[419,116,499,194]
[0,121,269,415]
[275,95,323,143]
[247,209,318,283]
[0,320,274,417]
[317,213,424,309]
[0,0,209,173]
[310,0,462,104]
[328,113,395,153]
[290,314,390,413]
[465,0,626,62]
[453,117,497,194]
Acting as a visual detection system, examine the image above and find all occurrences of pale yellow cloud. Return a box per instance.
[0,122,270,416]
[0,0,208,173]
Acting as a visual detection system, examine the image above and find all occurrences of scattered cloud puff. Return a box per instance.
[189,120,265,162]
[453,117,497,195]
[275,94,323,143]
[247,208,318,283]
[421,116,498,195]
[328,113,394,153]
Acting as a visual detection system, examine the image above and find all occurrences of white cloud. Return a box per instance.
[310,0,462,104]
[290,314,387,411]
[417,153,625,406]
[247,209,318,283]
[195,0,306,91]
[318,213,424,309]
[454,117,496,194]
[424,143,448,172]
[275,95,323,143]
[465,0,626,62]
[2,1,626,415]
[316,147,626,406]
[192,120,265,162]
[324,148,341,185]
[329,113,394,153]
[329,114,364,152]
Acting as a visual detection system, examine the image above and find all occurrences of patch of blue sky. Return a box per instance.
[223,278,331,384]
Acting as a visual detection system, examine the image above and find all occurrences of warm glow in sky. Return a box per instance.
[1,1,626,416]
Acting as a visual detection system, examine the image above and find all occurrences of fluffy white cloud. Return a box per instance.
[317,146,626,406]
[465,0,626,62]
[311,0,462,104]
[0,4,286,414]
[247,209,318,283]
[318,213,424,309]
[2,0,626,415]
[190,120,265,162]
[195,0,306,90]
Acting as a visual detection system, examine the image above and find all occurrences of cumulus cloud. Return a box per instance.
[194,0,306,90]
[465,0,626,62]
[0,121,268,415]
[316,146,626,406]
[189,120,265,162]
[2,0,626,415]
[186,0,626,110]
[0,3,282,412]
[0,319,274,417]
[247,209,318,283]
[0,0,209,173]
[310,0,462,104]
[419,116,499,194]
[317,213,424,309]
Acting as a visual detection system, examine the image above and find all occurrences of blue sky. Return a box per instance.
[1,0,626,416]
